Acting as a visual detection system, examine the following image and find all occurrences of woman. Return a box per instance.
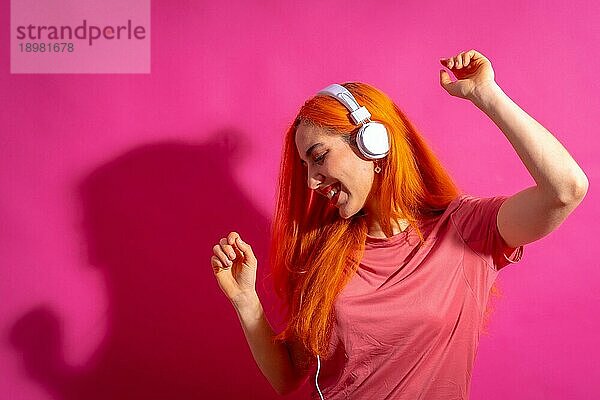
[210,50,588,399]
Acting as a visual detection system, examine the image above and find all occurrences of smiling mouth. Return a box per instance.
[320,182,342,206]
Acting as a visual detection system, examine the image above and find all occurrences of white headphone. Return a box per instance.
[317,83,390,160]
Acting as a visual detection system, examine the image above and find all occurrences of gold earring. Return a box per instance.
[374,162,381,174]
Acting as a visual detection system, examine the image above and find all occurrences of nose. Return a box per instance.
[307,170,325,190]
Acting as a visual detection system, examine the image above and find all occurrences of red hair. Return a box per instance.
[269,82,497,366]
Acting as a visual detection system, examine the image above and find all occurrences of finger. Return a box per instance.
[227,231,241,246]
[468,49,483,62]
[213,243,233,268]
[461,52,469,68]
[226,231,245,260]
[440,57,452,69]
[455,55,463,69]
[464,50,473,67]
[439,69,453,89]
[447,57,454,69]
[235,236,257,265]
[211,255,228,274]
[219,237,237,261]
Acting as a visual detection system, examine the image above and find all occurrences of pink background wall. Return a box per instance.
[2,1,598,399]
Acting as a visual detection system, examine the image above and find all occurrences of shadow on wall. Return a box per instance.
[8,131,311,399]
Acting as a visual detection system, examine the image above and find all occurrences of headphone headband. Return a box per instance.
[317,84,371,125]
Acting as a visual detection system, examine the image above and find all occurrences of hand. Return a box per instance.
[210,232,258,307]
[439,49,496,101]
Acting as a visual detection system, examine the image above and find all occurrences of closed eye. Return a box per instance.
[313,152,327,165]
[300,150,328,167]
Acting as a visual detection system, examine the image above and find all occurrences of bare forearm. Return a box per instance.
[234,293,301,395]
[471,82,589,202]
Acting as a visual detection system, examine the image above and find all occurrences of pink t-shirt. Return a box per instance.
[310,194,524,400]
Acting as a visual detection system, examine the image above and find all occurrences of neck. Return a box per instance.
[363,198,410,238]
[366,217,410,238]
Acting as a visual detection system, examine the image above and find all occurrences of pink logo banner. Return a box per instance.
[11,0,150,73]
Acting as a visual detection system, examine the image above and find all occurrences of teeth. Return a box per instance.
[326,184,339,199]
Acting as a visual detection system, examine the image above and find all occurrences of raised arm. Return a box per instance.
[440,50,589,248]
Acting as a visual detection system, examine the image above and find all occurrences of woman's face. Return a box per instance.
[295,121,376,219]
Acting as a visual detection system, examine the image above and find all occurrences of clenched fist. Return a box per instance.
[439,49,496,101]
[211,231,258,307]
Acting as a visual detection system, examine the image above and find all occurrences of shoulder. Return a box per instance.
[449,194,510,241]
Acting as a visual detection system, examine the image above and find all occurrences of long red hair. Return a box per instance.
[269,82,495,366]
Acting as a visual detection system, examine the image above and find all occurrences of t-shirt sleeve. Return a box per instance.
[450,194,524,271]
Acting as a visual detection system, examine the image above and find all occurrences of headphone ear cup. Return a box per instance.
[355,122,390,159]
